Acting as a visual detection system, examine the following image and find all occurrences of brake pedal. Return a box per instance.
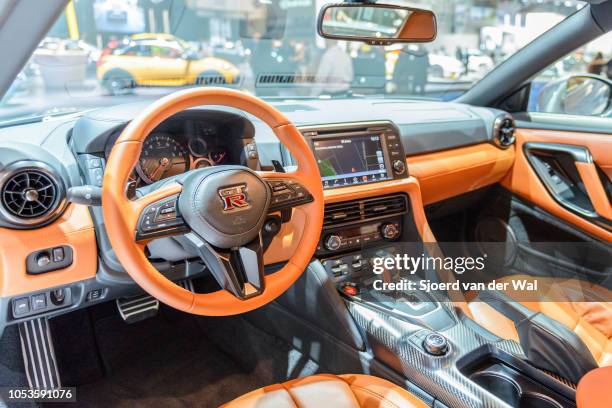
[116,294,159,324]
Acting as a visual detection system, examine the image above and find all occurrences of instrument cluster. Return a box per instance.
[106,120,234,187]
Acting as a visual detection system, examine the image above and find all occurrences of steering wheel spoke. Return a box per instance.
[260,172,314,211]
[132,182,189,242]
[181,232,265,299]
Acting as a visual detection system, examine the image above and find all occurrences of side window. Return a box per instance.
[528,33,612,118]
[118,45,151,57]
[151,46,181,59]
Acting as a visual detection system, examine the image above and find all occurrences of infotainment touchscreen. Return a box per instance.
[313,134,390,188]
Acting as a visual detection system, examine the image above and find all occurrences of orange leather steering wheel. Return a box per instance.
[102,87,324,316]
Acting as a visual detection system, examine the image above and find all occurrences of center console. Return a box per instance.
[295,121,578,408]
[300,122,409,258]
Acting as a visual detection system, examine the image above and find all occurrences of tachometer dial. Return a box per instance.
[188,138,208,157]
[136,133,190,184]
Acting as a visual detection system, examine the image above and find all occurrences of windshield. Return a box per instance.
[0,0,589,123]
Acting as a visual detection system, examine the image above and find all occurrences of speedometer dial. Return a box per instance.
[136,133,190,184]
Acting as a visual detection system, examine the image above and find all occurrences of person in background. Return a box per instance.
[587,52,607,75]
[311,39,353,96]
[99,35,119,62]
[352,43,386,94]
[393,44,429,96]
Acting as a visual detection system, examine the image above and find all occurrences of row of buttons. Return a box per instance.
[326,254,364,278]
[245,142,258,160]
[385,134,406,175]
[12,289,68,318]
[386,133,401,151]
[36,246,65,267]
[318,231,383,253]
[13,294,47,315]
[139,195,184,233]
[26,245,73,275]
[268,179,312,210]
[83,154,104,186]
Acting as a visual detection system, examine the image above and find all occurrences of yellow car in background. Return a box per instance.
[97,33,240,94]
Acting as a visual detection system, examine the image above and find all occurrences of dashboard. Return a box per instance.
[0,97,516,332]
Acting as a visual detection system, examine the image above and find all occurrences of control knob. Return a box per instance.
[422,332,449,356]
[381,223,399,240]
[324,234,343,251]
[392,159,406,174]
[36,253,51,267]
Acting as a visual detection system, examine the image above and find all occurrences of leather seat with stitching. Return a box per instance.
[468,274,612,366]
[221,374,427,408]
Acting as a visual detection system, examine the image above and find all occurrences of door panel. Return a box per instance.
[502,128,611,242]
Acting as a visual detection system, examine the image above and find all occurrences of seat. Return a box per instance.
[468,274,612,367]
[576,366,612,408]
[221,374,427,408]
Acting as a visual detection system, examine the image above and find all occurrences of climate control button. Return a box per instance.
[381,223,400,240]
[324,234,343,251]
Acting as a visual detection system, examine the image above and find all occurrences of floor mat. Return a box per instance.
[51,308,269,408]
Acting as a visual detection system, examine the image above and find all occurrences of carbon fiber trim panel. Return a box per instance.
[347,300,527,408]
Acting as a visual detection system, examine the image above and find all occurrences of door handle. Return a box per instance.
[575,161,612,220]
[524,142,611,225]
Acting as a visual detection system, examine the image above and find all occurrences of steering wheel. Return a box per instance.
[102,88,324,316]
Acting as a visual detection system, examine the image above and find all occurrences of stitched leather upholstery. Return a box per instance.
[469,275,612,366]
[221,374,427,408]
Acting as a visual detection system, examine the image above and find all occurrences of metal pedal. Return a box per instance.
[19,318,62,389]
[116,294,159,324]
[177,279,195,292]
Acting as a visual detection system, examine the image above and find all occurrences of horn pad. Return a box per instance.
[178,166,271,248]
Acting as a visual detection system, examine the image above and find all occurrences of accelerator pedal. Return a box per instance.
[116,294,159,324]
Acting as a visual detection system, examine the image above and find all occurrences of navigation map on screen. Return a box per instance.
[313,134,389,188]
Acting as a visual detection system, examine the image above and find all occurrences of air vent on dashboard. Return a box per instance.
[324,194,408,228]
[0,163,65,227]
[493,114,516,148]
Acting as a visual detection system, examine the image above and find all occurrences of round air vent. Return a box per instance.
[0,162,66,227]
[493,114,516,148]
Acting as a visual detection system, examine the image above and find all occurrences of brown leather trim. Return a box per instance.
[407,143,515,205]
[577,366,612,408]
[514,128,612,179]
[103,88,324,316]
[221,374,428,408]
[339,374,428,408]
[502,128,612,241]
[467,302,520,343]
[471,275,612,366]
[0,204,97,297]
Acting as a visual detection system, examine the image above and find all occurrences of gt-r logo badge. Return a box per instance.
[218,185,250,212]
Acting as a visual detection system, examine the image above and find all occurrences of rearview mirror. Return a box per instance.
[317,3,436,45]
